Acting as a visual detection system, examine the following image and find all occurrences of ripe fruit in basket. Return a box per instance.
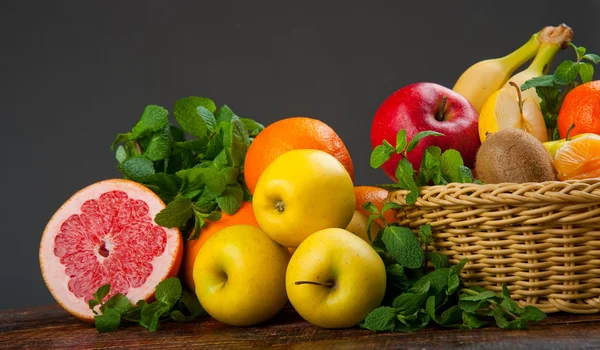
[252,149,355,248]
[181,201,258,292]
[193,224,290,327]
[39,179,183,322]
[543,131,598,158]
[452,30,541,113]
[553,133,600,180]
[243,117,354,194]
[474,128,557,183]
[478,82,548,143]
[354,186,397,226]
[286,228,386,328]
[557,80,600,138]
[370,82,480,181]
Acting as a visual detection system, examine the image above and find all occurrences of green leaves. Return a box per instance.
[88,278,207,333]
[370,140,395,168]
[111,96,262,239]
[521,43,600,140]
[362,307,397,332]
[382,226,424,269]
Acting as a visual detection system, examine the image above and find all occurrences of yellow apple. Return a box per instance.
[286,228,387,328]
[345,210,381,244]
[479,82,548,143]
[252,149,355,248]
[193,224,290,327]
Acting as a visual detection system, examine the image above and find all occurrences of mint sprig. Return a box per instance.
[88,277,207,333]
[370,130,480,205]
[111,97,264,240]
[521,43,600,140]
[362,132,545,332]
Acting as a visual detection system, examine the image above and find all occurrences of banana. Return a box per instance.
[452,32,541,113]
[502,24,573,104]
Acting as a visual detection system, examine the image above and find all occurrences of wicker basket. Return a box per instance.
[388,178,600,314]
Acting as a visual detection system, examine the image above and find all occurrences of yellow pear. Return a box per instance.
[478,82,547,143]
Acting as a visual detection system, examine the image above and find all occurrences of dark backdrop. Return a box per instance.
[2,0,598,309]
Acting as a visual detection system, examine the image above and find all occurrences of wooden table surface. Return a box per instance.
[2,304,600,349]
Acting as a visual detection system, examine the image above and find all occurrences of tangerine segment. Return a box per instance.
[558,80,600,138]
[40,179,182,322]
[243,117,354,194]
[553,134,600,181]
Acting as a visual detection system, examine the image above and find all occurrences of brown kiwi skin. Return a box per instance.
[475,128,558,184]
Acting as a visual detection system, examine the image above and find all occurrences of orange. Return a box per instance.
[354,186,398,226]
[243,117,354,194]
[558,80,600,138]
[181,201,259,292]
[553,134,600,181]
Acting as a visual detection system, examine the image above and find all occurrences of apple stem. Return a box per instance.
[509,81,524,115]
[295,280,335,287]
[566,123,576,140]
[275,200,285,212]
[436,96,448,121]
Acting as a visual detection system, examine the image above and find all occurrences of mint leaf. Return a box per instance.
[440,149,464,183]
[395,129,407,153]
[447,273,460,295]
[499,284,521,315]
[240,117,264,137]
[418,223,432,246]
[583,53,600,64]
[203,167,228,195]
[427,252,449,270]
[196,106,217,135]
[418,146,441,185]
[393,282,430,315]
[579,62,594,83]
[553,60,580,85]
[458,298,490,313]
[381,202,402,215]
[461,312,487,330]
[370,141,395,168]
[94,284,111,303]
[395,158,419,205]
[362,201,379,214]
[362,307,397,332]
[174,97,216,138]
[154,197,194,228]
[144,126,172,161]
[521,75,555,91]
[119,156,155,182]
[213,149,229,168]
[440,305,463,326]
[154,277,182,309]
[140,301,170,332]
[406,131,443,152]
[172,288,207,322]
[206,210,222,222]
[102,293,134,314]
[382,226,424,269]
[141,173,181,204]
[425,295,437,320]
[131,105,169,139]
[217,184,243,215]
[575,45,586,60]
[115,146,127,164]
[216,105,236,124]
[451,258,468,275]
[521,306,547,322]
[95,308,121,333]
[187,212,205,240]
[111,133,132,151]
[461,290,497,301]
[194,190,218,213]
[223,119,250,167]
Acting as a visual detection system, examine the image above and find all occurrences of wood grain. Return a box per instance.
[2,304,600,349]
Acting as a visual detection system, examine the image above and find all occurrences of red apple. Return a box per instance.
[370,82,480,182]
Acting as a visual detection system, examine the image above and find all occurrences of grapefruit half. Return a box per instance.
[39,179,183,322]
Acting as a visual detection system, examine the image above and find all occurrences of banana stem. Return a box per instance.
[528,24,574,74]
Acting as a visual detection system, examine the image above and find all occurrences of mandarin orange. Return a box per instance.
[558,80,600,138]
[553,134,600,181]
[354,186,398,226]
[243,117,354,194]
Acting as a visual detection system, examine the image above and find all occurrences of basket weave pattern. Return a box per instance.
[389,179,600,314]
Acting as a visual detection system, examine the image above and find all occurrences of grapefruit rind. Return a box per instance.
[39,178,182,322]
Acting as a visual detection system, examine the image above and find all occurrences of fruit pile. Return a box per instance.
[39,23,600,333]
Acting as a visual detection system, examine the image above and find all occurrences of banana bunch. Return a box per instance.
[452,24,573,143]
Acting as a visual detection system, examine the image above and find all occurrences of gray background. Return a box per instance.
[1,1,598,309]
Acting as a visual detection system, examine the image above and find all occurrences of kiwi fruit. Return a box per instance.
[475,128,557,184]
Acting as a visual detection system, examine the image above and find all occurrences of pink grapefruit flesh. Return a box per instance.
[39,179,183,322]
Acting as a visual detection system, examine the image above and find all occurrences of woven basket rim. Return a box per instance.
[387,178,600,207]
